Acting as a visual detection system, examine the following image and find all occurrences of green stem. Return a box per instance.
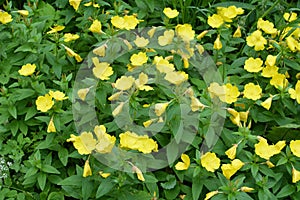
[260,0,281,19]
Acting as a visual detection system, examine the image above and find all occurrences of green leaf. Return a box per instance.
[58,175,82,186]
[276,184,295,198]
[96,179,116,198]
[284,58,300,71]
[37,172,47,191]
[160,175,176,190]
[8,106,17,119]
[25,106,37,121]
[192,176,203,200]
[41,165,60,174]
[82,178,94,200]
[47,192,64,200]
[58,148,68,166]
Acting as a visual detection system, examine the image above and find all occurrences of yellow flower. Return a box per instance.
[175,24,195,42]
[47,25,65,34]
[123,15,140,30]
[47,117,56,133]
[158,30,175,46]
[246,30,267,51]
[64,33,80,42]
[108,91,122,101]
[227,108,241,126]
[243,83,262,100]
[143,119,155,128]
[0,12,13,24]
[49,90,68,101]
[207,14,224,28]
[224,83,240,104]
[289,80,300,104]
[204,191,219,200]
[77,88,90,101]
[92,57,113,80]
[89,19,102,33]
[154,56,175,73]
[225,144,237,160]
[292,167,300,183]
[265,55,277,67]
[134,36,149,48]
[266,160,275,168]
[200,152,221,172]
[18,63,36,76]
[197,30,208,40]
[112,102,124,117]
[111,16,125,29]
[233,26,242,38]
[132,165,145,182]
[69,0,82,11]
[36,94,54,112]
[284,12,298,22]
[147,27,156,38]
[175,154,190,170]
[190,96,206,111]
[290,140,300,157]
[286,36,300,52]
[244,57,263,73]
[261,96,273,110]
[17,10,29,16]
[213,35,222,50]
[62,44,82,62]
[130,52,148,66]
[221,159,244,180]
[208,82,226,102]
[261,65,278,78]
[115,76,135,90]
[254,136,286,160]
[217,6,244,22]
[164,71,188,85]
[84,1,99,7]
[99,171,111,178]
[163,7,179,18]
[94,125,116,154]
[93,45,106,57]
[270,73,288,89]
[66,132,97,155]
[257,18,277,35]
[154,102,169,116]
[135,72,153,91]
[83,160,92,177]
[240,187,254,193]
[119,131,158,154]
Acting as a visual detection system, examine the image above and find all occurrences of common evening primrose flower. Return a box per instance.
[200,152,220,172]
[221,159,244,179]
[119,131,158,154]
[64,33,79,42]
[111,15,139,30]
[175,154,190,170]
[135,72,153,91]
[213,35,222,50]
[36,94,54,112]
[163,7,179,19]
[261,95,273,110]
[17,10,29,16]
[257,18,277,35]
[261,65,278,78]
[83,160,92,177]
[246,30,267,51]
[290,140,300,157]
[115,76,135,90]
[134,36,149,48]
[286,36,300,52]
[158,30,175,46]
[197,30,208,40]
[154,56,175,73]
[207,14,224,28]
[208,82,226,102]
[292,167,300,183]
[244,57,263,73]
[233,26,242,38]
[270,73,288,89]
[92,57,113,80]
[204,191,219,200]
[164,71,188,85]
[99,171,110,178]
[77,88,90,101]
[0,12,13,24]
[89,19,102,33]
[265,55,277,67]
[217,6,244,22]
[254,136,286,160]
[66,132,97,155]
[69,0,82,11]
[94,125,116,154]
[243,83,262,100]
[18,63,36,76]
[132,165,145,182]
[225,144,237,160]
[130,52,148,66]
[62,44,82,62]
[47,117,56,133]
[190,96,206,111]
[284,12,297,22]
[112,102,124,116]
[49,90,68,101]
[224,83,240,104]
[47,25,65,34]
[175,24,195,42]
[93,45,106,57]
[154,102,169,116]
[240,187,254,193]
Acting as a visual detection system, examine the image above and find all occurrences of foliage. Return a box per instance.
[0,0,300,199]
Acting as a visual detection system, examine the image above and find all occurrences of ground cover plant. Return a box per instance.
[0,0,300,199]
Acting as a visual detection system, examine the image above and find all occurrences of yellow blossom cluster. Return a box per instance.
[36,90,68,112]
